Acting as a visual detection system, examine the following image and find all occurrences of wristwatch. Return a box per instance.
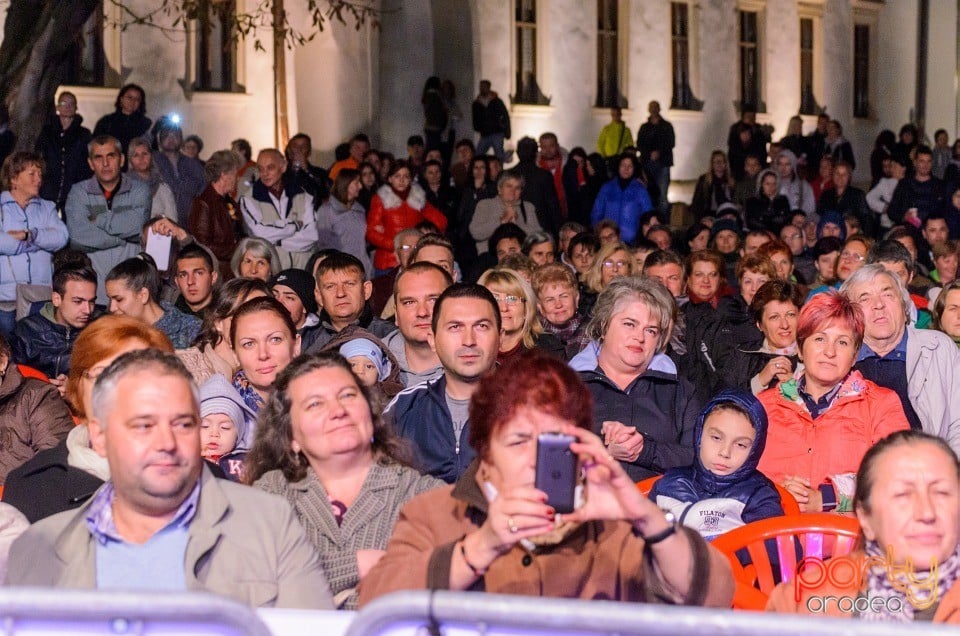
[633,511,678,545]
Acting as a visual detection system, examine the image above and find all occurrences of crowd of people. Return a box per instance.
[0,79,955,623]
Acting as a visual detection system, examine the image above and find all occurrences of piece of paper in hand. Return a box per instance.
[145,229,173,271]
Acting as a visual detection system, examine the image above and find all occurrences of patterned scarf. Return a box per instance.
[540,314,590,358]
[232,369,265,413]
[861,540,960,622]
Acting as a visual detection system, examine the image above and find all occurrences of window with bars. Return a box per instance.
[63,3,106,86]
[514,0,548,104]
[596,0,625,108]
[799,18,817,114]
[194,0,239,92]
[853,24,870,118]
[738,10,762,111]
[670,2,701,111]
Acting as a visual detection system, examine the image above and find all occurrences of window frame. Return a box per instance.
[190,0,242,93]
[512,0,550,105]
[736,0,766,113]
[595,0,627,109]
[669,1,703,111]
[797,2,824,116]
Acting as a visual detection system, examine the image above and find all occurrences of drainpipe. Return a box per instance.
[916,0,929,137]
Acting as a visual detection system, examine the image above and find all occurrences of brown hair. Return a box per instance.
[685,249,726,285]
[1,152,44,191]
[244,351,412,484]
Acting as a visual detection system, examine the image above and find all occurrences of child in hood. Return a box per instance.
[339,337,393,412]
[199,374,256,482]
[650,388,783,540]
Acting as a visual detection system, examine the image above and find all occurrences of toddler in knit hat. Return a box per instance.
[339,338,391,388]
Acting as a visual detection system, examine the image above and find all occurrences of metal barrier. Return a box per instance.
[0,587,272,635]
[346,591,959,636]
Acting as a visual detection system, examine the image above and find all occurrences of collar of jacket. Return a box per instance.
[582,352,678,384]
[777,369,868,409]
[251,177,303,207]
[450,459,489,517]
[82,175,132,197]
[286,461,402,494]
[51,465,227,588]
[319,303,377,333]
[376,182,426,211]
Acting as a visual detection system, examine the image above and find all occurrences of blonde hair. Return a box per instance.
[583,241,636,294]
[477,268,542,348]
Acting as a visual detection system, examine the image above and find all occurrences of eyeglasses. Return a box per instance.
[602,260,629,269]
[839,251,865,262]
[491,293,524,306]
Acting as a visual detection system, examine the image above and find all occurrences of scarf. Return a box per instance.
[862,540,960,622]
[232,369,266,412]
[541,314,589,358]
[66,425,111,481]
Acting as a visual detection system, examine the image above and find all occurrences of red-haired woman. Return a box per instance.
[757,291,909,512]
[358,350,733,608]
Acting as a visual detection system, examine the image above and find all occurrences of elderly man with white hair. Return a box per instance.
[841,264,960,454]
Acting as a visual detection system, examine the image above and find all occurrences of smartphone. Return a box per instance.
[535,433,578,514]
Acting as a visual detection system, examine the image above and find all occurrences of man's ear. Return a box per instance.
[363,280,373,301]
[211,270,219,286]
[427,330,436,354]
[88,417,108,458]
[51,291,63,309]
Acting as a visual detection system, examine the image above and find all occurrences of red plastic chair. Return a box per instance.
[710,513,862,610]
[636,475,801,515]
[16,364,49,383]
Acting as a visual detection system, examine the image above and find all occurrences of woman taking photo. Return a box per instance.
[188,149,243,281]
[366,160,447,274]
[177,277,270,384]
[573,277,700,480]
[757,291,910,512]
[3,316,172,522]
[722,280,803,394]
[247,352,442,609]
[358,351,733,607]
[315,168,373,279]
[0,151,69,335]
[589,153,653,245]
[478,268,562,364]
[769,430,960,623]
[230,296,301,412]
[127,137,177,220]
[470,173,542,256]
[230,237,281,282]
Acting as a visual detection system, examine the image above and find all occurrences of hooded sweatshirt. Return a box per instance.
[649,388,783,540]
[199,373,257,482]
[776,149,817,220]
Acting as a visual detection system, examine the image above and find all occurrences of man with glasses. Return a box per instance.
[806,235,873,301]
[841,264,960,456]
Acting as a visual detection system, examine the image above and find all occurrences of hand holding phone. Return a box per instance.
[535,433,578,514]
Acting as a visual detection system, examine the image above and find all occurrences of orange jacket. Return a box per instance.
[757,371,910,487]
[365,184,447,271]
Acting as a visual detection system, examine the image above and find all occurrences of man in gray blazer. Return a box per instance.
[5,349,333,610]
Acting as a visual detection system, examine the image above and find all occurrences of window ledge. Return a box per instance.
[187,90,252,106]
[665,109,705,122]
[510,104,556,117]
[591,107,633,120]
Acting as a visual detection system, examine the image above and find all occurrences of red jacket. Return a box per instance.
[757,370,910,486]
[365,184,447,270]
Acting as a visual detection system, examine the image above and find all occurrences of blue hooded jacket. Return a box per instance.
[649,388,782,540]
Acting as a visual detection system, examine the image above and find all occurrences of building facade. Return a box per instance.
[6,0,958,193]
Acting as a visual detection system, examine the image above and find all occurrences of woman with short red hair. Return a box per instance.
[757,291,909,513]
[358,350,733,608]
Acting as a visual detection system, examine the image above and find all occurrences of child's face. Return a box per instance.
[348,355,379,387]
[699,409,756,476]
[200,413,239,459]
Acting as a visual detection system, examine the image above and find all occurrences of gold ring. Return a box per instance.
[508,517,518,534]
